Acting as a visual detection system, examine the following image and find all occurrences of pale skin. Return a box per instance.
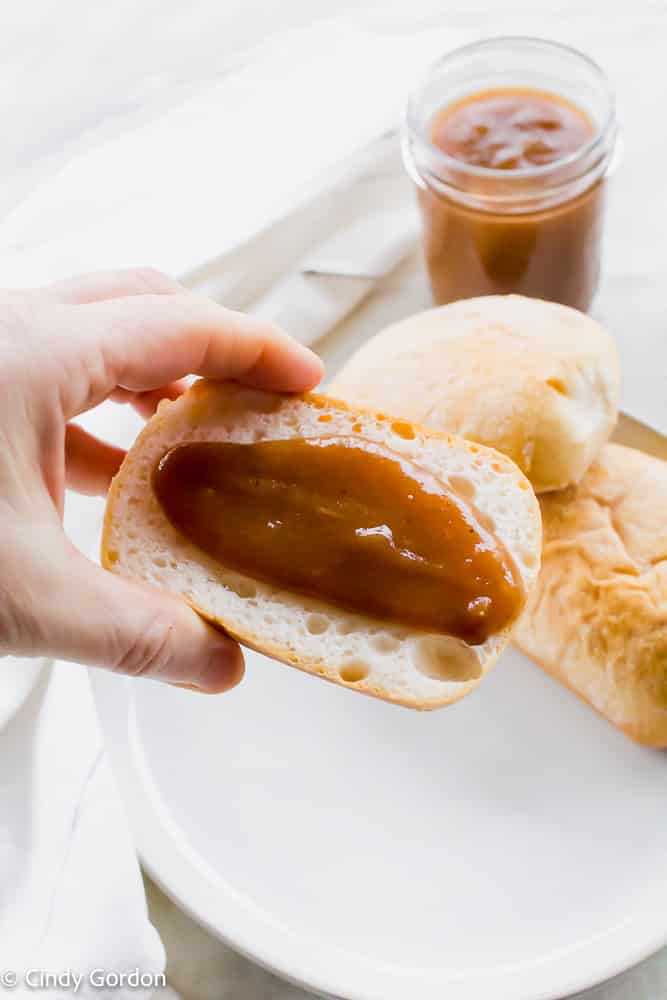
[0,268,323,692]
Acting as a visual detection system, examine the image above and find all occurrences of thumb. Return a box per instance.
[38,547,244,692]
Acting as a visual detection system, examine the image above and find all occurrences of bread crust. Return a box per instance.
[330,295,620,494]
[514,444,667,746]
[102,380,541,709]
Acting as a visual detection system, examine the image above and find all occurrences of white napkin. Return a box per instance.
[0,660,164,999]
[0,13,465,993]
[250,140,419,344]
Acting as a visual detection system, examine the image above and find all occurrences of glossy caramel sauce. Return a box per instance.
[419,87,602,310]
[431,87,593,170]
[152,436,523,645]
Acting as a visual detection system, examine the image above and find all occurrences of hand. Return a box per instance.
[0,268,323,691]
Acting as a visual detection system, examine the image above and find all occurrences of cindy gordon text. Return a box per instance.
[0,968,167,992]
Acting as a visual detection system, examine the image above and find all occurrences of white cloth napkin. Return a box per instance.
[0,661,164,1000]
[250,140,419,344]
[0,13,465,993]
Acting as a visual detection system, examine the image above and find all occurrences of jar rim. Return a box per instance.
[405,35,617,184]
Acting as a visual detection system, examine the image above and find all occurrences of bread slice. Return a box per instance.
[514,443,667,746]
[102,380,541,709]
[330,295,620,494]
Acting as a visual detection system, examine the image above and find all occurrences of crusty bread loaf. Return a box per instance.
[514,444,667,746]
[330,295,620,494]
[102,380,541,709]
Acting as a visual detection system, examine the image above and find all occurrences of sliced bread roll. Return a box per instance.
[102,380,541,709]
[330,295,620,493]
[514,444,667,746]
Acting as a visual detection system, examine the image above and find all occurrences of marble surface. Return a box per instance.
[4,2,666,998]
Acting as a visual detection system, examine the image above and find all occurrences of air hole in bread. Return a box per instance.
[306,613,329,635]
[448,475,476,502]
[336,619,357,636]
[152,557,167,568]
[522,550,539,568]
[128,547,138,556]
[547,377,569,396]
[371,634,401,655]
[227,578,257,599]
[318,414,332,423]
[391,420,415,440]
[414,637,482,683]
[106,549,119,565]
[339,661,370,683]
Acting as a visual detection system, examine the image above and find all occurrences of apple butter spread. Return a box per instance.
[152,436,523,645]
[430,88,593,171]
[404,39,618,311]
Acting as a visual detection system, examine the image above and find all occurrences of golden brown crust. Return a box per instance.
[330,295,620,493]
[514,444,667,746]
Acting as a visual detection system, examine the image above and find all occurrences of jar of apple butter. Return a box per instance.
[403,38,619,311]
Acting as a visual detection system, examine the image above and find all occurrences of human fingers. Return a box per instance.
[109,380,189,419]
[8,538,244,692]
[65,424,126,495]
[63,293,323,416]
[37,266,183,304]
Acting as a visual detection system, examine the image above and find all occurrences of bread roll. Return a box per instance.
[102,380,541,710]
[330,295,620,493]
[514,444,667,746]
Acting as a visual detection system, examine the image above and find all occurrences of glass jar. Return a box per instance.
[403,37,619,311]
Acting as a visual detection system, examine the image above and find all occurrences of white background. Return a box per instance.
[2,2,666,999]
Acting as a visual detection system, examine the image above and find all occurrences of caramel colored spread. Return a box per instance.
[418,87,602,310]
[431,87,593,170]
[152,436,523,645]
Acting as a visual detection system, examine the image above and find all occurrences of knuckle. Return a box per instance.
[113,614,177,680]
[0,294,52,387]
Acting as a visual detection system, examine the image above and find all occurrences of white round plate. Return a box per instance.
[92,645,667,1000]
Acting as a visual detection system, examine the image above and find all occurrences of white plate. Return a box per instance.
[92,644,667,1000]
